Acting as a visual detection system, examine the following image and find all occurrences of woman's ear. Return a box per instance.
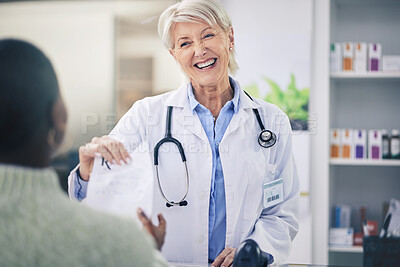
[228,26,234,47]
[49,95,67,148]
[169,48,176,60]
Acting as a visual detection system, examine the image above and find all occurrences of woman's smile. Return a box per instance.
[194,58,217,70]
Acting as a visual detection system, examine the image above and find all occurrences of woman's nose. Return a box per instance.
[194,42,206,58]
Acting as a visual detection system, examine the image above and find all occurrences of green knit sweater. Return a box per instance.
[0,164,169,267]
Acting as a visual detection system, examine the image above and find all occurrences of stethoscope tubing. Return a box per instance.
[154,106,189,207]
[154,92,277,207]
[155,161,189,207]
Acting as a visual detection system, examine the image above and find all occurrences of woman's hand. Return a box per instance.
[137,208,166,251]
[78,135,131,181]
[211,247,237,267]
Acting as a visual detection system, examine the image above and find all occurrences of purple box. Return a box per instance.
[368,43,381,72]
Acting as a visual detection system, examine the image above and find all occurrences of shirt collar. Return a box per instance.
[187,76,240,114]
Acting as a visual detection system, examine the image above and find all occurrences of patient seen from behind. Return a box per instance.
[0,39,168,267]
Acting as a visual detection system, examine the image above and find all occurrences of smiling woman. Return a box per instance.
[157,0,238,118]
[168,21,234,112]
[67,0,300,266]
[158,0,238,75]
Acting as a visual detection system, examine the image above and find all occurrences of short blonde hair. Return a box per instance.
[158,0,239,75]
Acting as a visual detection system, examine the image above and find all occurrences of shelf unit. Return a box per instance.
[329,1,400,266]
[311,0,400,266]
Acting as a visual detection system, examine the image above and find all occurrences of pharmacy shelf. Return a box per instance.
[330,72,400,79]
[315,0,400,265]
[330,159,400,166]
[329,246,363,253]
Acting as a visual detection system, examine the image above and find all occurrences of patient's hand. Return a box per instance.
[137,208,166,251]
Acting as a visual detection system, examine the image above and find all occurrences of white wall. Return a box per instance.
[223,0,312,92]
[0,1,115,151]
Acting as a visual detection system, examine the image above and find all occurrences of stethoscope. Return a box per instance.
[154,92,277,208]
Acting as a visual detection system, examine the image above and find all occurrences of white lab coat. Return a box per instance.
[68,80,299,265]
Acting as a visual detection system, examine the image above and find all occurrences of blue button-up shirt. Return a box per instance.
[187,78,240,261]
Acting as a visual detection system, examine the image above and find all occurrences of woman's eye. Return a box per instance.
[180,42,189,48]
[204,34,214,39]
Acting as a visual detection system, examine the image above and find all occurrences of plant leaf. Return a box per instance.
[263,76,286,110]
[263,74,309,122]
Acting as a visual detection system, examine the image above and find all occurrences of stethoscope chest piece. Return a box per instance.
[244,91,277,149]
[258,129,277,148]
[166,200,188,208]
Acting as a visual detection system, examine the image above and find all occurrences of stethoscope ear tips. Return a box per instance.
[258,130,277,148]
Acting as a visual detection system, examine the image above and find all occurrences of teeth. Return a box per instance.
[196,59,216,69]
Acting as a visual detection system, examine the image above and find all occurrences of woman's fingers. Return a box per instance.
[118,141,131,164]
[96,136,131,165]
[78,135,131,180]
[98,138,124,165]
[221,248,236,267]
[86,136,130,165]
[211,247,236,267]
[79,143,114,164]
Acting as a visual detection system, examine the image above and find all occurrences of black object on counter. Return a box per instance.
[233,239,268,267]
[363,236,400,267]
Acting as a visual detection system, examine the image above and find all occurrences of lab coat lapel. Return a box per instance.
[224,108,249,138]
[164,84,208,143]
[223,87,259,140]
[177,105,209,143]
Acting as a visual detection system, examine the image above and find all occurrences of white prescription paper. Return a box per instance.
[84,143,154,223]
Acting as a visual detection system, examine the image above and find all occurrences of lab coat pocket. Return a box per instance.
[242,158,276,221]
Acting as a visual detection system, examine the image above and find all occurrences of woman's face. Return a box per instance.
[169,21,234,88]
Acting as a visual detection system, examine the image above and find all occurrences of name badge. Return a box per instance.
[263,178,284,208]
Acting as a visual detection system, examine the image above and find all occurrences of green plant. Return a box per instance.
[244,74,309,122]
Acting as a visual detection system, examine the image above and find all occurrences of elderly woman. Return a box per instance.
[69,0,299,266]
